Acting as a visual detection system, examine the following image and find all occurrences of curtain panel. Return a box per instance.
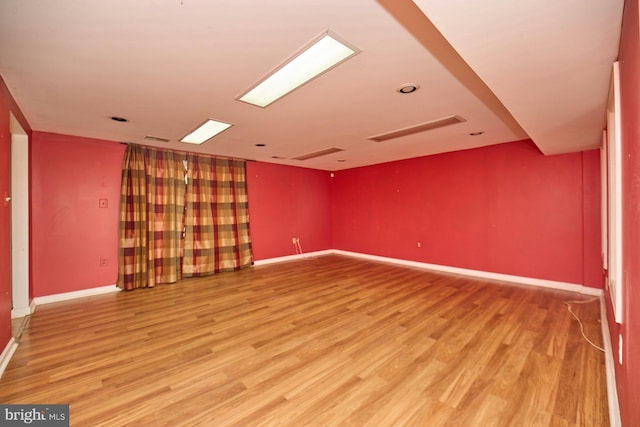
[118,144,253,290]
[182,154,253,277]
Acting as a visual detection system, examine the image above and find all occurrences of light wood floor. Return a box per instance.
[0,255,608,426]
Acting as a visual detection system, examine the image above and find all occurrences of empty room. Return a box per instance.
[0,0,638,426]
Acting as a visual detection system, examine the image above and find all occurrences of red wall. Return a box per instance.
[31,132,125,297]
[607,0,640,424]
[332,140,602,287]
[0,80,13,350]
[0,76,31,351]
[582,149,606,288]
[29,137,599,289]
[29,141,332,296]
[247,161,332,260]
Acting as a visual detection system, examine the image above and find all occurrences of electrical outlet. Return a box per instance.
[100,257,108,267]
[417,242,421,248]
[292,237,296,244]
[99,198,108,208]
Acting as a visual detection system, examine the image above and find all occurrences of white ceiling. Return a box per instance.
[0,0,624,171]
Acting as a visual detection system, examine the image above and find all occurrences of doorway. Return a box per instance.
[10,112,29,334]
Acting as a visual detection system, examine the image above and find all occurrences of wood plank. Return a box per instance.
[0,255,608,426]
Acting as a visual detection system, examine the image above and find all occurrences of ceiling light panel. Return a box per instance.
[238,32,360,107]
[180,119,233,144]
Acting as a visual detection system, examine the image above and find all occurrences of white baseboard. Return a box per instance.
[0,337,18,379]
[253,250,334,266]
[331,250,617,424]
[2,286,119,380]
[331,250,604,296]
[32,284,121,307]
[4,251,616,422]
[600,296,621,427]
[11,305,33,319]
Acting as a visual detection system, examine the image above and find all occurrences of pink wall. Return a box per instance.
[29,141,332,296]
[31,132,125,297]
[582,149,606,288]
[607,0,640,424]
[332,140,602,287]
[0,76,31,350]
[247,161,332,260]
[0,79,13,350]
[29,137,599,289]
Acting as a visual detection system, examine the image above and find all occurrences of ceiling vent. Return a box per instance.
[144,135,171,143]
[368,115,466,142]
[293,147,344,161]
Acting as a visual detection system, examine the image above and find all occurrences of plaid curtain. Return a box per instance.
[182,154,253,276]
[118,145,187,290]
[118,144,253,290]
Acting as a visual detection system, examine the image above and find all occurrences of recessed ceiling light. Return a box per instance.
[469,131,484,136]
[180,119,233,144]
[396,84,420,94]
[110,116,129,122]
[238,32,360,107]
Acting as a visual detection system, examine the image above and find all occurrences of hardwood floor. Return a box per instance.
[0,255,608,426]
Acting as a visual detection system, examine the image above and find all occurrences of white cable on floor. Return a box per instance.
[564,296,605,352]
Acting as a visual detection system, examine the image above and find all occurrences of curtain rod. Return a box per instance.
[120,142,256,162]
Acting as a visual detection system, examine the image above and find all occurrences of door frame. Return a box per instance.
[10,112,29,318]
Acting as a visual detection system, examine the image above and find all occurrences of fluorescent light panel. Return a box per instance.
[180,119,232,144]
[239,33,359,107]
